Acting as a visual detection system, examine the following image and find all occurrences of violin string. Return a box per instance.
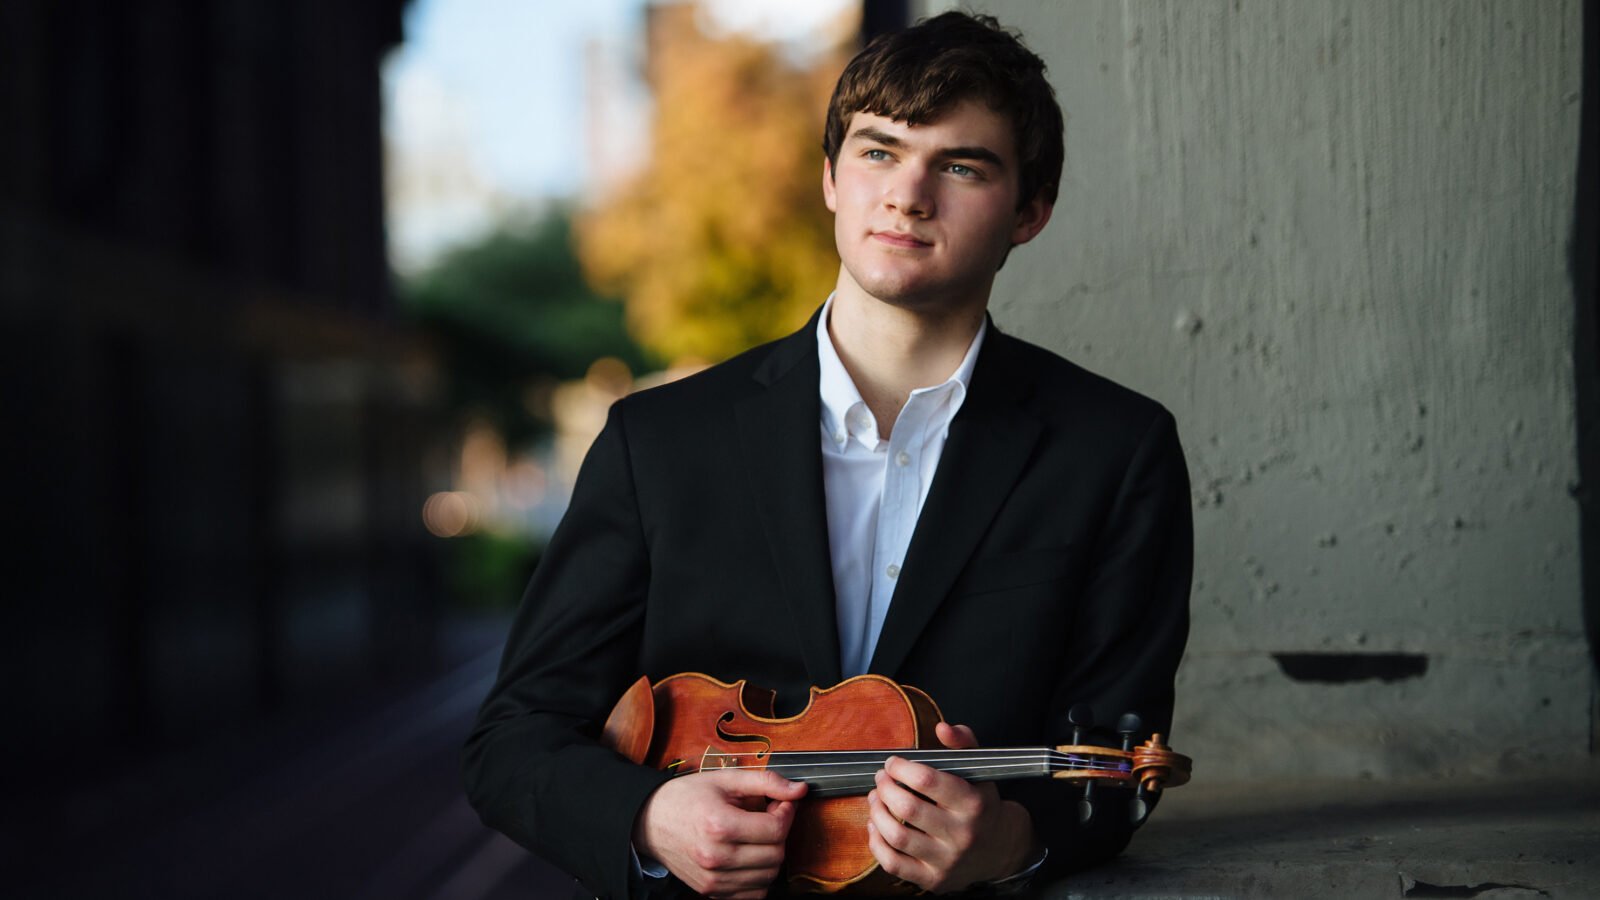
[699,748,1122,757]
[699,756,1130,778]
[707,759,1132,775]
[707,755,1132,778]
[702,749,1125,762]
[701,749,1131,773]
[786,760,1124,779]
[700,746,1075,759]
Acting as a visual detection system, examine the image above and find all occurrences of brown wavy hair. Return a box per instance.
[822,11,1065,210]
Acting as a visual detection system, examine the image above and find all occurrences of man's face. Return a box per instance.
[823,100,1052,314]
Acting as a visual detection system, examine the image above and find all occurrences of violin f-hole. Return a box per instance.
[714,710,773,759]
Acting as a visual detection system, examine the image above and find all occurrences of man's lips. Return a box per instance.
[871,231,932,249]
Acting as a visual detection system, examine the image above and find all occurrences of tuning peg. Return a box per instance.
[1068,704,1095,824]
[1077,779,1095,825]
[1068,704,1094,745]
[1118,713,1156,826]
[1116,712,1143,752]
[1129,787,1151,826]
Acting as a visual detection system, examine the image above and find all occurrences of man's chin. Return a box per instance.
[855,284,939,311]
[848,267,938,303]
[849,272,992,316]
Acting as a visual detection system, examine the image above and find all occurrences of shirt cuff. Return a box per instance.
[630,844,671,881]
[977,846,1048,894]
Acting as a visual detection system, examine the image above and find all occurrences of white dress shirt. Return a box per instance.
[817,296,986,678]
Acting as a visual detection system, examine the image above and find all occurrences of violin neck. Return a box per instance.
[751,748,1060,799]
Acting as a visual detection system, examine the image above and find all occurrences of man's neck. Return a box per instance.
[827,287,987,438]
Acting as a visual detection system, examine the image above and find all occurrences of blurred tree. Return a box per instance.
[578,5,847,365]
[402,208,652,447]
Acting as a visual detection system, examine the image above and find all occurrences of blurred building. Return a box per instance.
[0,0,444,773]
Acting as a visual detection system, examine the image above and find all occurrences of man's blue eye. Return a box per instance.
[949,164,976,177]
[866,149,889,160]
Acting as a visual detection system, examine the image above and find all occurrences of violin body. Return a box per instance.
[602,672,1192,894]
[603,672,942,894]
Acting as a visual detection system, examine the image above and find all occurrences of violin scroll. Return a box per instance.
[1133,733,1191,790]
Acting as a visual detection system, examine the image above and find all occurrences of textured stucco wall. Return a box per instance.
[964,0,1588,777]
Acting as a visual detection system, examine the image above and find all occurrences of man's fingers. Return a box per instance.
[711,767,809,802]
[869,787,940,855]
[690,863,784,900]
[680,823,789,897]
[691,837,786,872]
[881,754,976,810]
[637,772,802,896]
[765,797,797,825]
[872,769,947,834]
[866,818,933,889]
[935,721,979,750]
[702,802,798,846]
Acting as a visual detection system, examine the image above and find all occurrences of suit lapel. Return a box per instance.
[868,326,1041,678]
[733,313,843,688]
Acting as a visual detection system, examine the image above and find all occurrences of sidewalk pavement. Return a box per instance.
[1045,768,1599,898]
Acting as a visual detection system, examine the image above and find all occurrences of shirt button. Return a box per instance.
[835,431,846,444]
[895,451,911,467]
[886,564,900,579]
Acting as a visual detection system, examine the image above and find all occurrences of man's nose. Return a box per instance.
[884,164,935,218]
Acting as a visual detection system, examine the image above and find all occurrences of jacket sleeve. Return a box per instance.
[462,403,674,900]
[1003,407,1193,876]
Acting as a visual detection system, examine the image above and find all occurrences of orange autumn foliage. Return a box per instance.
[578,6,849,365]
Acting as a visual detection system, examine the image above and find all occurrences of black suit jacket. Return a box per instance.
[463,311,1192,898]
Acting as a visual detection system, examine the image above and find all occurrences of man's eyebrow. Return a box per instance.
[936,145,1006,168]
[845,126,1006,168]
[846,126,905,148]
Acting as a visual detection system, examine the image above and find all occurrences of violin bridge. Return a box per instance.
[695,748,756,771]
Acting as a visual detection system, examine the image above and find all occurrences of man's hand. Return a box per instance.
[866,722,1038,894]
[633,768,808,899]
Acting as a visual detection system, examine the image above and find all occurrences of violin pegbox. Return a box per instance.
[1050,707,1194,826]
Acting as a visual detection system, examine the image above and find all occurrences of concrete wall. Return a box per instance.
[967,0,1589,778]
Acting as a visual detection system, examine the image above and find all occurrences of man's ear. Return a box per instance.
[822,157,838,213]
[1010,196,1053,246]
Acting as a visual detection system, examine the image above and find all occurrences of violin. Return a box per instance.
[602,672,1191,895]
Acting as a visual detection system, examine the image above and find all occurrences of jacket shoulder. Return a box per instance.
[997,331,1175,435]
[607,331,798,427]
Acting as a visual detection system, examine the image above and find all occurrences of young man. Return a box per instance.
[464,12,1191,899]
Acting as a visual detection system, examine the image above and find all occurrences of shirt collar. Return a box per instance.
[816,294,988,447]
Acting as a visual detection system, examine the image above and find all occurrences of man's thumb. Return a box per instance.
[720,766,807,800]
